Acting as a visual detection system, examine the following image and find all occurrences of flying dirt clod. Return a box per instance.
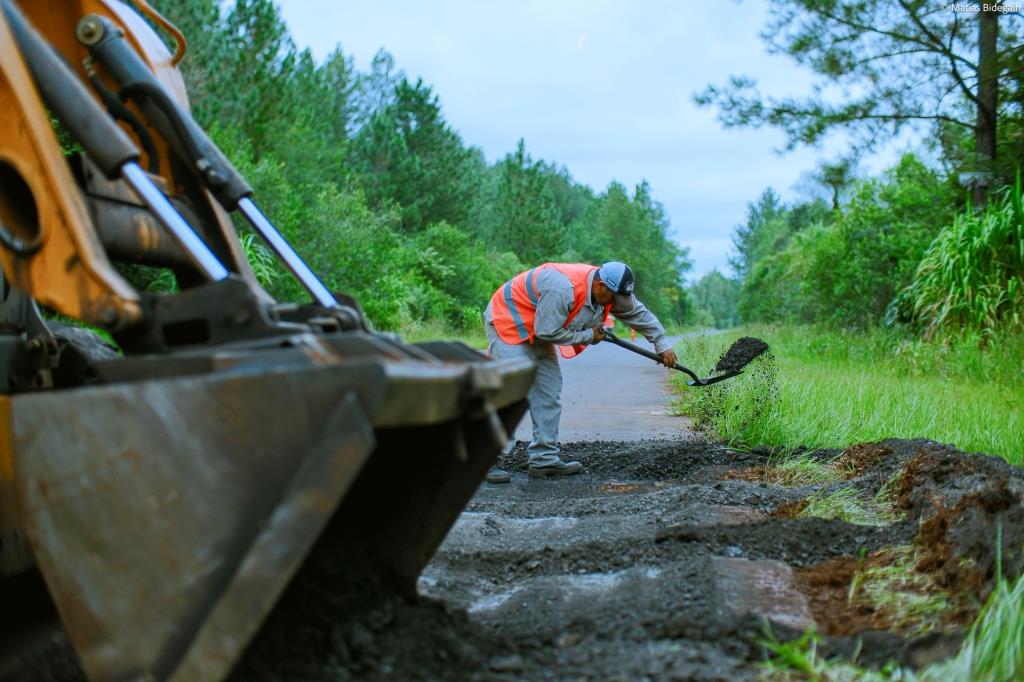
[714,337,770,374]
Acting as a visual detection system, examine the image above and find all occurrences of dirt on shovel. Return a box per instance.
[714,337,770,374]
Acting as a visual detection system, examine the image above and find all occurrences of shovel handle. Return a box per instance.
[601,331,742,386]
[602,331,702,383]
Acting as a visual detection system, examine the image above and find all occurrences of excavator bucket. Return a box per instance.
[0,2,535,679]
[7,333,532,680]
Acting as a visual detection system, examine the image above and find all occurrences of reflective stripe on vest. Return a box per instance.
[489,263,611,358]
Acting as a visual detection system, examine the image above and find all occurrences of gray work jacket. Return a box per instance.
[485,267,671,353]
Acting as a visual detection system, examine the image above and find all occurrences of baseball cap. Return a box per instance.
[598,262,635,296]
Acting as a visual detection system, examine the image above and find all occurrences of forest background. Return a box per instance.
[146,0,689,335]
[149,0,1022,348]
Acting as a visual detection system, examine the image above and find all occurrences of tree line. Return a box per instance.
[688,0,1023,338]
[149,0,692,331]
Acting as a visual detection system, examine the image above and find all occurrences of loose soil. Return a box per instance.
[240,437,1023,680]
[714,336,770,374]
[6,438,1022,681]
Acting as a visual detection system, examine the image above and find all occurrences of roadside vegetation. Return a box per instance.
[670,327,1023,465]
[676,0,1024,474]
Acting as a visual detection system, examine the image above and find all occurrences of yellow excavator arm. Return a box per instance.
[0,2,533,679]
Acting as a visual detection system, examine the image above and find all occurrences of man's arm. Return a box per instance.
[534,289,595,346]
[612,296,671,353]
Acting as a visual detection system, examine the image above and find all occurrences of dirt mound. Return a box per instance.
[795,556,880,635]
[836,442,894,479]
[772,439,1024,668]
[893,446,1024,595]
[714,337,770,373]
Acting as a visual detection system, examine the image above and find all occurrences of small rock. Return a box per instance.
[723,545,744,558]
[854,535,867,545]
[488,654,524,672]
[556,632,581,648]
[525,559,541,571]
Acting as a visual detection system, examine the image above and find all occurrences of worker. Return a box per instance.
[484,261,677,483]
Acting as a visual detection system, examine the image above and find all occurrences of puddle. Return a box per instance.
[457,566,664,615]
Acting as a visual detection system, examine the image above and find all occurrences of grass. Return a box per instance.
[398,320,489,350]
[669,325,1024,465]
[759,628,901,681]
[766,452,841,486]
[799,488,896,526]
[894,175,1024,340]
[848,546,953,635]
[922,568,1024,681]
[760,570,1024,681]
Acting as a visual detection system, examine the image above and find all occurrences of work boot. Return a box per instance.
[528,460,582,478]
[485,467,512,484]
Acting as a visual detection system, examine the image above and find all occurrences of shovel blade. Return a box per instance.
[688,370,743,387]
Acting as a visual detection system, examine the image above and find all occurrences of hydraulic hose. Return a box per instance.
[76,13,340,308]
[2,0,228,281]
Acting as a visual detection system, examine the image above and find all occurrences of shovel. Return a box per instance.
[602,331,742,386]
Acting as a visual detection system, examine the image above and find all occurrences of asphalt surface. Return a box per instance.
[512,335,697,443]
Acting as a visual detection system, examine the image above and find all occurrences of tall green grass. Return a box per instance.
[891,176,1024,339]
[399,319,489,350]
[670,326,1023,465]
[922,569,1024,681]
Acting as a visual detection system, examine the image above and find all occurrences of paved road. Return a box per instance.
[512,335,699,443]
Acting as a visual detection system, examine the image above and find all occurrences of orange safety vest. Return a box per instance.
[490,263,611,359]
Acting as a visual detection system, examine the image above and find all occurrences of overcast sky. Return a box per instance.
[277,1,901,281]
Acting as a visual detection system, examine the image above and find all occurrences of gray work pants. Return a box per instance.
[485,322,563,467]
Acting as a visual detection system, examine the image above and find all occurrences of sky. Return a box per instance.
[277,0,900,281]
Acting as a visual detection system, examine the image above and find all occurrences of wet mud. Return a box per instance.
[234,437,1022,681]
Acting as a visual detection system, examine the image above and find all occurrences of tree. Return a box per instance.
[688,270,741,328]
[730,188,784,278]
[735,154,956,327]
[490,140,564,263]
[797,157,859,210]
[542,163,594,227]
[151,0,229,129]
[348,79,477,232]
[351,49,404,131]
[695,1,1023,187]
[219,0,299,160]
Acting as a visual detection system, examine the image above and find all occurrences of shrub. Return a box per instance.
[891,175,1024,340]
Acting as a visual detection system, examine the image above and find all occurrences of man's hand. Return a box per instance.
[592,324,606,344]
[659,349,677,368]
